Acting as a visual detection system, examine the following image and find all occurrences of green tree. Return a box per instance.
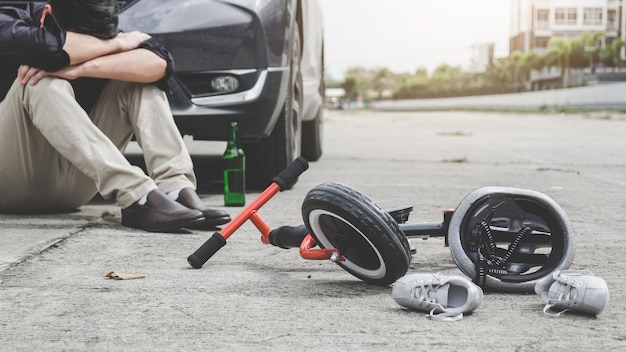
[525,51,543,70]
[546,37,572,87]
[343,67,372,101]
[599,45,614,67]
[414,67,429,79]
[580,31,607,72]
[341,76,358,101]
[483,57,509,89]
[568,37,589,69]
[506,51,525,88]
[371,67,399,99]
[612,38,625,68]
[393,67,430,99]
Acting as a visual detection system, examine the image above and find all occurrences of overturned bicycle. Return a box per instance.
[188,157,575,293]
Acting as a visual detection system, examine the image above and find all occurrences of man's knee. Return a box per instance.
[115,81,165,99]
[22,77,74,101]
[102,81,169,114]
[19,78,84,124]
[2,78,71,106]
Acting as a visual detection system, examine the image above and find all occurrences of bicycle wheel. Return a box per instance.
[448,187,575,293]
[302,182,412,286]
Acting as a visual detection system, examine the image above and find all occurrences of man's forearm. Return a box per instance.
[63,31,152,66]
[75,49,167,83]
[63,32,121,65]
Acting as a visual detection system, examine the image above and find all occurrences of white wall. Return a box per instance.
[370,83,626,111]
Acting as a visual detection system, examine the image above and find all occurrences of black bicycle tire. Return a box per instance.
[301,182,411,286]
[448,187,575,293]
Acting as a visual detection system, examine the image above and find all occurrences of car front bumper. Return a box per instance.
[167,67,289,142]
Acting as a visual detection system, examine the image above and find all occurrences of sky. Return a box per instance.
[316,0,512,79]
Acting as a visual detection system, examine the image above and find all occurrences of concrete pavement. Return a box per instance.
[1,109,626,351]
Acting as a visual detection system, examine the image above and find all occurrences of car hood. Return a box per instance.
[118,0,294,71]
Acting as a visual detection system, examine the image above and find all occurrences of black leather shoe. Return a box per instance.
[176,188,231,228]
[121,189,205,232]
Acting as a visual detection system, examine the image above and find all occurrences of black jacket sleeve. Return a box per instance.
[0,4,70,71]
[0,3,175,92]
[137,37,175,92]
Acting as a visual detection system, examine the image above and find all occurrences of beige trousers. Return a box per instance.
[0,77,196,213]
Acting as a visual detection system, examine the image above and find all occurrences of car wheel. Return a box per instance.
[301,48,324,162]
[301,106,323,162]
[244,22,303,190]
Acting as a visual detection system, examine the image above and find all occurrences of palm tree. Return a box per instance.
[483,58,509,90]
[612,38,626,69]
[506,51,525,89]
[526,51,544,70]
[546,37,572,87]
[568,37,589,69]
[581,31,606,73]
[518,51,542,89]
[598,45,614,68]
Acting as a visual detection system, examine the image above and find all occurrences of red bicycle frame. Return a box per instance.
[188,157,343,269]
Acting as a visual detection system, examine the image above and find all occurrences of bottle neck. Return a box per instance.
[230,123,243,150]
[231,122,239,139]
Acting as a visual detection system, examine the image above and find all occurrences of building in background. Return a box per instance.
[510,0,626,89]
[510,0,626,55]
[470,43,496,72]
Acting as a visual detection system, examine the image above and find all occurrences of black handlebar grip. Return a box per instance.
[272,157,309,191]
[187,232,227,269]
[268,225,309,249]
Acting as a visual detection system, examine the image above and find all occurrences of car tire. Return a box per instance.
[301,106,323,162]
[301,48,324,162]
[244,22,303,190]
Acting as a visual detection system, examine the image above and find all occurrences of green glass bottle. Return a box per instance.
[223,122,245,206]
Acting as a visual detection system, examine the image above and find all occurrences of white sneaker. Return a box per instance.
[392,273,483,321]
[535,270,609,317]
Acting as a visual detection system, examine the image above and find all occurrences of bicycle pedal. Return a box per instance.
[388,206,414,223]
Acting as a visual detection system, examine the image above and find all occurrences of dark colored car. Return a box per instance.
[119,0,325,189]
[1,0,325,189]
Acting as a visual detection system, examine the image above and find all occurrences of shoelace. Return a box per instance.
[412,278,464,322]
[543,278,579,317]
[429,308,464,322]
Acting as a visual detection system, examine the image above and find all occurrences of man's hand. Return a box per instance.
[18,64,83,85]
[18,65,49,85]
[115,31,152,52]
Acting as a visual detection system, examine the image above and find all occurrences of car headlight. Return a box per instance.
[210,76,239,93]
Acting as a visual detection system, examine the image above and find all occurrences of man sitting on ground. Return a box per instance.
[0,0,231,231]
